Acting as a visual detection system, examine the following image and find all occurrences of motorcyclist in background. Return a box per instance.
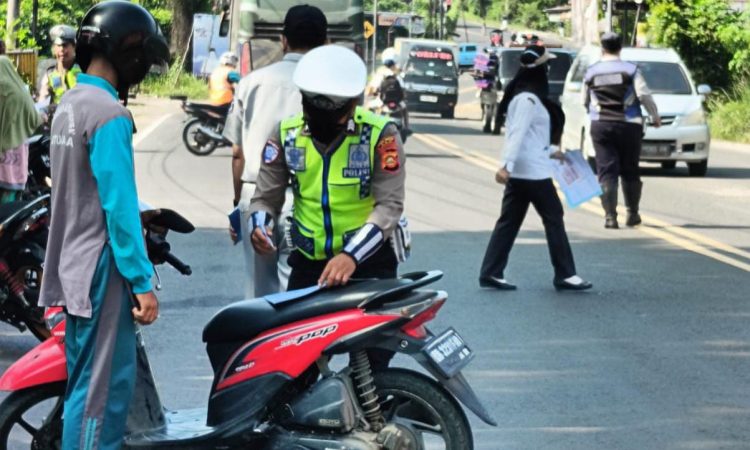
[208,51,240,107]
[366,48,410,135]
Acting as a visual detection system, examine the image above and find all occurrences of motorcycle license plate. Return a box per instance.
[423,328,474,378]
[420,95,439,103]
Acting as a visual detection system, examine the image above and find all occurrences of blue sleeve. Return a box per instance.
[89,116,153,294]
[227,71,240,83]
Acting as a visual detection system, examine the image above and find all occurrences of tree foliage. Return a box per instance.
[648,0,748,88]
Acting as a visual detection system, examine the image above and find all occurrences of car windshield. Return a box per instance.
[499,50,572,81]
[633,61,692,95]
[405,59,456,78]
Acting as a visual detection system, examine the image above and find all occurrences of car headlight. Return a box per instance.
[446,87,457,95]
[404,82,415,91]
[679,109,706,126]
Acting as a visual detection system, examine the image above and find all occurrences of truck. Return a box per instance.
[219,0,365,75]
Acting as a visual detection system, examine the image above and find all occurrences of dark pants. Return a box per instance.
[590,121,643,185]
[287,244,398,369]
[480,178,577,281]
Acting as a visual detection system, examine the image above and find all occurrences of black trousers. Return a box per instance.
[287,244,398,370]
[480,178,577,281]
[590,121,643,185]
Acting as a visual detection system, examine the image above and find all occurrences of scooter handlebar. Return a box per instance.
[163,251,192,276]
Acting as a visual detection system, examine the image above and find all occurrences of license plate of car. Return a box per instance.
[642,143,671,156]
[420,95,439,103]
[423,328,474,378]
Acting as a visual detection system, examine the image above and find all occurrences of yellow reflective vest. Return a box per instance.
[280,107,390,260]
[47,65,81,104]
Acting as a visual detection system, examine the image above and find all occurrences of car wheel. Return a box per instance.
[688,160,708,177]
[661,161,676,170]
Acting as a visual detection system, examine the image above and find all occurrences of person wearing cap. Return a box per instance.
[38,24,81,106]
[249,44,405,294]
[208,51,240,106]
[223,5,328,298]
[480,45,592,292]
[584,32,660,229]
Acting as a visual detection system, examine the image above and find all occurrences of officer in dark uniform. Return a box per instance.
[584,32,660,229]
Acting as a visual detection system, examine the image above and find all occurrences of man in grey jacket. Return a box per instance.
[223,5,327,298]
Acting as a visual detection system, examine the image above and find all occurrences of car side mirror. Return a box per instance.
[566,82,582,93]
[219,9,230,37]
[697,84,712,95]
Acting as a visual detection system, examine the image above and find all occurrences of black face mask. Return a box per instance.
[302,96,353,144]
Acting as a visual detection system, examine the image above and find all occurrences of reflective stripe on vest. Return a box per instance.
[208,66,234,106]
[585,60,642,122]
[48,65,81,104]
[281,107,391,260]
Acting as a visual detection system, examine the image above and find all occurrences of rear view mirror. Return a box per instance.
[219,13,230,37]
[697,84,712,95]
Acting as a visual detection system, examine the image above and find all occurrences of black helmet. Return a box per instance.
[76,1,169,100]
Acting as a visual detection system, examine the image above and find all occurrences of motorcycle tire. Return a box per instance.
[0,382,65,450]
[374,368,474,450]
[182,118,218,156]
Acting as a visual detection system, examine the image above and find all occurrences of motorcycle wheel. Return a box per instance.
[182,118,218,156]
[374,369,473,450]
[0,382,65,450]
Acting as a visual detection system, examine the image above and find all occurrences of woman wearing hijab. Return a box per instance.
[479,45,592,291]
[0,56,41,202]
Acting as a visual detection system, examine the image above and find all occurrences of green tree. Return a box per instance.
[648,0,741,87]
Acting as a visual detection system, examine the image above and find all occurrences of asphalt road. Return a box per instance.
[2,75,750,450]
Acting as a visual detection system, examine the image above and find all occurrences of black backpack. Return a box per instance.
[380,75,404,104]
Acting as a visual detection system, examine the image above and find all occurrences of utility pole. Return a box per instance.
[439,0,445,40]
[32,0,39,43]
[371,0,378,74]
[6,0,20,50]
[605,0,614,32]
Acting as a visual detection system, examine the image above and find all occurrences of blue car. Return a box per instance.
[458,43,480,70]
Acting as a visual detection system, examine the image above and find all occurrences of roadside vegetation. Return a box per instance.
[649,0,750,142]
[140,56,209,100]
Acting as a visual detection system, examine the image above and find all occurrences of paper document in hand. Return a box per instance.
[549,150,602,208]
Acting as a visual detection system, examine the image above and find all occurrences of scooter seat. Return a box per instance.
[202,278,413,344]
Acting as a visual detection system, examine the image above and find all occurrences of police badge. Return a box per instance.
[343,144,370,178]
[286,146,306,171]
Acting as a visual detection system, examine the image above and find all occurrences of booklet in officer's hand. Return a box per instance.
[229,207,242,243]
[549,149,602,208]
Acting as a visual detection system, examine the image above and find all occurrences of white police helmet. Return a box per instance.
[293,44,367,108]
[50,24,76,45]
[381,47,398,66]
[219,51,238,67]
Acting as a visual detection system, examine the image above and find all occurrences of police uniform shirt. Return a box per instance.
[250,121,405,240]
[582,54,659,124]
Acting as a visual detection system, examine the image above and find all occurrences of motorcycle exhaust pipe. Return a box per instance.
[197,125,226,143]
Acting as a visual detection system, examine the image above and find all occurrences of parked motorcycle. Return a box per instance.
[173,95,232,156]
[24,133,52,198]
[0,194,50,341]
[0,208,496,449]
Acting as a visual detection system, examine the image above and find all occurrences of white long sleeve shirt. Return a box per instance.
[501,92,553,180]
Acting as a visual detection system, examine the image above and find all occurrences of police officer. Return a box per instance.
[39,3,168,449]
[249,44,405,291]
[38,24,81,106]
[584,32,660,229]
[208,51,240,107]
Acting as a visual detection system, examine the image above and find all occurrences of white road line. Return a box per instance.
[133,113,176,149]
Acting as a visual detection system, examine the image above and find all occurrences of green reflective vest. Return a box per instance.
[48,65,81,104]
[280,107,390,261]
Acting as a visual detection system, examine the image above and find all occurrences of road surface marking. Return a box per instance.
[134,113,176,149]
[415,131,750,273]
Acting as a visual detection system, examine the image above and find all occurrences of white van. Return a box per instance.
[560,46,712,176]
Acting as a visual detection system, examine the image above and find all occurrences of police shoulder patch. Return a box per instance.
[377,135,401,173]
[263,140,281,164]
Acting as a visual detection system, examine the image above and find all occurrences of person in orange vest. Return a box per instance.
[208,52,240,106]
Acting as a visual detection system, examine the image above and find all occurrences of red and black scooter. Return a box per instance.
[0,208,495,449]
